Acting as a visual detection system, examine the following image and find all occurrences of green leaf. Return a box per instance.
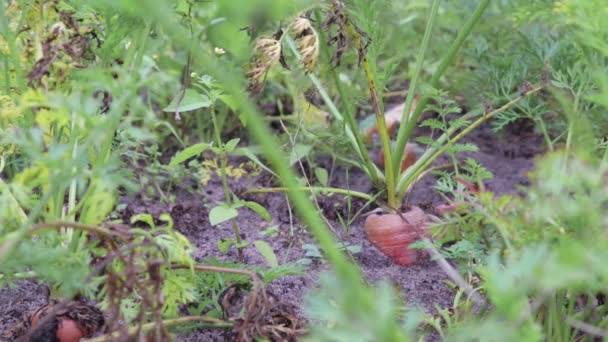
[158,213,174,230]
[224,138,240,153]
[169,143,211,166]
[240,200,270,221]
[289,144,312,166]
[163,89,212,112]
[130,213,156,228]
[259,224,280,237]
[80,179,116,225]
[235,147,277,177]
[218,238,234,253]
[209,205,238,225]
[303,243,322,258]
[420,118,445,130]
[254,240,278,267]
[315,167,329,186]
[235,240,250,248]
[218,94,238,111]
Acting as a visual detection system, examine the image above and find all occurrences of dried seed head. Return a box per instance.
[253,37,282,65]
[246,37,282,94]
[290,17,319,73]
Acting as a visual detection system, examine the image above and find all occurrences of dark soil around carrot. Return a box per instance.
[0,118,545,341]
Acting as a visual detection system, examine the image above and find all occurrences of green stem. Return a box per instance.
[284,36,382,185]
[84,316,231,342]
[0,271,37,280]
[344,22,396,209]
[2,55,10,93]
[396,86,543,199]
[210,105,243,261]
[125,21,150,71]
[245,186,373,201]
[0,2,26,93]
[394,0,490,169]
[146,8,368,304]
[601,140,608,169]
[393,0,441,174]
[536,117,554,151]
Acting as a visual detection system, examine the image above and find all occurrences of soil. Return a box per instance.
[0,117,545,341]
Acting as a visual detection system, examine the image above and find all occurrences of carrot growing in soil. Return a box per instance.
[364,206,430,266]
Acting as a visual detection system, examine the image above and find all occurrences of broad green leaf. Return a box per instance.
[235,147,277,177]
[218,94,238,111]
[235,240,250,248]
[80,180,116,225]
[224,138,240,153]
[163,89,212,112]
[315,167,328,186]
[294,94,329,128]
[303,243,322,258]
[158,213,174,230]
[209,205,238,225]
[169,143,211,166]
[259,224,280,237]
[217,238,234,253]
[240,200,270,221]
[254,240,278,267]
[130,213,156,228]
[289,144,312,166]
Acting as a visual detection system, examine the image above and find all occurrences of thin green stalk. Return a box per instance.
[396,86,543,200]
[284,36,382,185]
[2,56,10,93]
[0,2,26,93]
[245,186,373,201]
[344,22,397,209]
[536,118,554,151]
[602,141,608,168]
[316,9,381,186]
[142,3,368,303]
[394,0,491,170]
[65,109,82,243]
[210,105,243,262]
[0,270,37,280]
[27,221,121,239]
[125,22,149,71]
[393,0,441,174]
[206,71,364,287]
[85,316,231,342]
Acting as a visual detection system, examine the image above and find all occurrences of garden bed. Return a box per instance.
[0,118,543,341]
